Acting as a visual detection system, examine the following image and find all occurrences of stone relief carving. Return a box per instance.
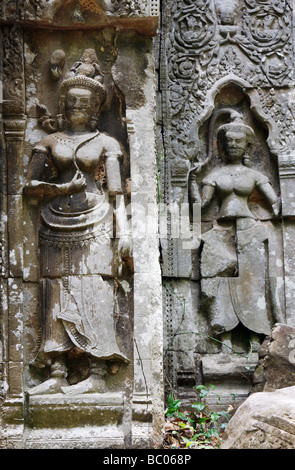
[1,0,44,20]
[2,25,25,115]
[0,0,157,21]
[0,0,162,449]
[106,0,148,16]
[190,110,283,338]
[24,48,131,396]
[159,0,295,408]
[50,49,66,80]
[163,0,293,181]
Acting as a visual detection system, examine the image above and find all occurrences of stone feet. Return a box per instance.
[61,361,108,395]
[28,358,108,396]
[61,374,106,395]
[28,376,68,396]
[28,356,68,396]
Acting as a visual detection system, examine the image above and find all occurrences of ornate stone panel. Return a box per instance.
[161,0,293,184]
[0,25,26,426]
[0,0,160,34]
[159,0,295,406]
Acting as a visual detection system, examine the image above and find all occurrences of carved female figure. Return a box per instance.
[201,113,280,219]
[193,112,282,338]
[25,51,129,395]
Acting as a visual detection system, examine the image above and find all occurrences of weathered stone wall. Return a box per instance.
[2,0,295,451]
[0,0,163,449]
[158,0,295,409]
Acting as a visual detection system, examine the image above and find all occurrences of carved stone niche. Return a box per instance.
[0,10,163,447]
[23,41,133,449]
[160,0,294,415]
[190,82,284,408]
[162,81,286,409]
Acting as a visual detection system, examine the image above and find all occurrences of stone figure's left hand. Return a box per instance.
[272,201,281,218]
[117,235,132,276]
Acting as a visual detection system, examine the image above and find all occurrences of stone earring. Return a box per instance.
[243,152,251,167]
[57,113,68,131]
[89,116,99,131]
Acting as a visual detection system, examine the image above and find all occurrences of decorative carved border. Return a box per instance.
[160,0,294,182]
[0,0,160,21]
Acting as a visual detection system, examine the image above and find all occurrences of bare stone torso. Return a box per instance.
[203,164,269,220]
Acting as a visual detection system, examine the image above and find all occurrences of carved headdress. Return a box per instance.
[59,48,106,106]
[58,49,106,130]
[217,111,255,144]
[217,111,255,166]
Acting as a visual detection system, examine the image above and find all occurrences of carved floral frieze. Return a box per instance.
[162,0,294,178]
[0,0,159,20]
[107,0,148,16]
[2,25,25,115]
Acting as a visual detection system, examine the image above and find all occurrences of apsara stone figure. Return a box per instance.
[24,49,130,395]
[191,111,282,339]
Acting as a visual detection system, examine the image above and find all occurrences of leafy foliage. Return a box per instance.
[163,385,233,449]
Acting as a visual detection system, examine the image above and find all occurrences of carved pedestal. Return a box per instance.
[26,393,125,449]
[1,393,125,449]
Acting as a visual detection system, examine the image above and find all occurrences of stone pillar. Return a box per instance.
[279,156,295,328]
[127,105,164,447]
[0,24,26,445]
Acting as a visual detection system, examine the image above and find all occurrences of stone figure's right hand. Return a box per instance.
[63,170,87,193]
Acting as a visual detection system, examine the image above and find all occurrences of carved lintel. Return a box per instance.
[107,0,147,16]
[0,0,160,26]
[171,175,188,187]
[161,0,294,187]
[0,0,46,21]
[1,0,19,21]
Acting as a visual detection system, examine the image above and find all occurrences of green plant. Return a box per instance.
[166,394,182,418]
[164,385,232,449]
[195,384,221,405]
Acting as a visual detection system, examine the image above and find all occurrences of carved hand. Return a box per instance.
[117,235,132,277]
[62,170,87,194]
[272,201,281,218]
[25,170,87,198]
[118,235,132,256]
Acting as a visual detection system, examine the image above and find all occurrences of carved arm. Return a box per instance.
[201,183,215,210]
[105,151,123,196]
[256,181,281,217]
[24,151,86,198]
[104,149,132,274]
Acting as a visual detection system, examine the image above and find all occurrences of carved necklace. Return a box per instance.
[55,131,99,147]
[54,131,101,171]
